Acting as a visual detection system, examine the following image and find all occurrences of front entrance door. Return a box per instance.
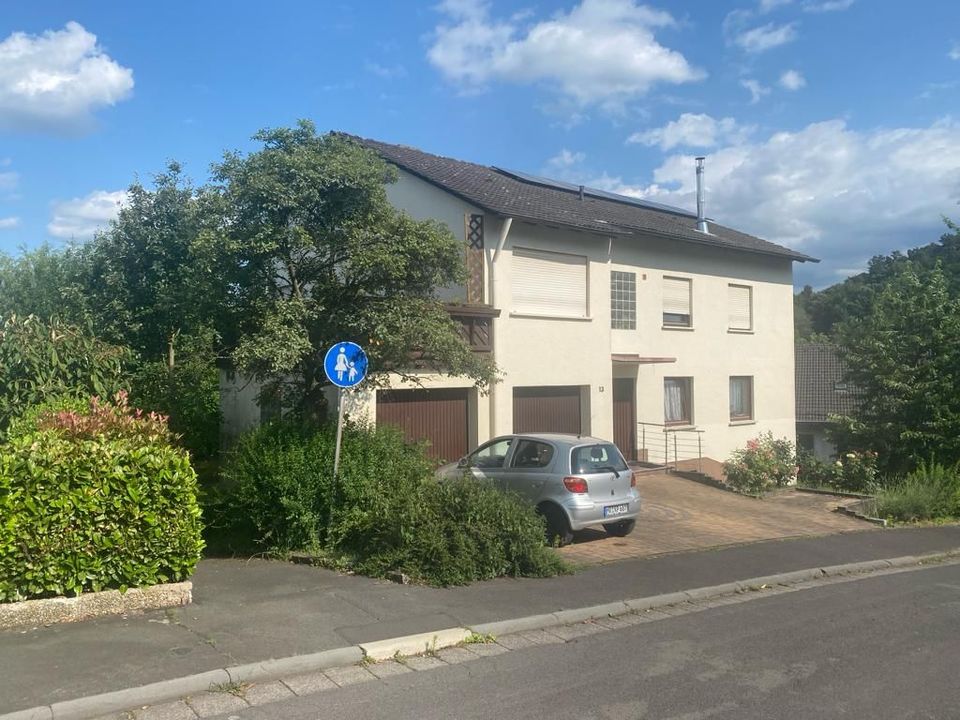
[612,378,637,461]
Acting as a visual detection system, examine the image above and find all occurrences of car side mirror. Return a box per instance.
[457,456,469,469]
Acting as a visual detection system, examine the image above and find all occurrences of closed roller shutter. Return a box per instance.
[513,386,582,434]
[663,276,692,325]
[376,388,469,463]
[511,248,588,317]
[728,284,753,330]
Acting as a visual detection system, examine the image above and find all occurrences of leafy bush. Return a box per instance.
[797,449,879,493]
[222,421,567,585]
[131,351,222,462]
[723,432,797,495]
[0,397,203,602]
[0,315,129,433]
[875,462,960,522]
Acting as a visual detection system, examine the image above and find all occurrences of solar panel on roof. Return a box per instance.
[493,167,698,219]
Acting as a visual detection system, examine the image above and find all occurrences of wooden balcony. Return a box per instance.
[445,303,500,353]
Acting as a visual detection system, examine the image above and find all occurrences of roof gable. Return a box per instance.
[795,343,862,423]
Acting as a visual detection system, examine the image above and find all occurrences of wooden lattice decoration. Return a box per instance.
[466,214,484,303]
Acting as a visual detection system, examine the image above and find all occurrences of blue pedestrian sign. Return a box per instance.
[324,342,368,388]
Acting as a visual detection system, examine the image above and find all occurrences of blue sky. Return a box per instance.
[1,0,958,288]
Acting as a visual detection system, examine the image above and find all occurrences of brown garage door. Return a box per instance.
[376,388,469,463]
[513,386,582,434]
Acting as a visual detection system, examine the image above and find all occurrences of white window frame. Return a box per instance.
[511,247,589,319]
[663,276,693,328]
[728,284,753,332]
[729,376,754,422]
[664,377,693,426]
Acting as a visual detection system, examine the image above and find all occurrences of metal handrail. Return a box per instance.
[637,421,705,473]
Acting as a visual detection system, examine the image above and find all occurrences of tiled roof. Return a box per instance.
[795,343,862,423]
[347,135,817,264]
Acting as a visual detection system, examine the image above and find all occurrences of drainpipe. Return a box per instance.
[488,216,513,440]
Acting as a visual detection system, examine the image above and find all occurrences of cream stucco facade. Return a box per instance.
[325,169,799,465]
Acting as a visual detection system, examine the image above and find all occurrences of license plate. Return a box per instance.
[603,503,629,518]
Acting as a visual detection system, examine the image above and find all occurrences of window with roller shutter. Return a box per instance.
[511,248,588,318]
[728,284,753,331]
[663,276,692,327]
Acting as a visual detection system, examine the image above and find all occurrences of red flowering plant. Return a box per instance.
[723,432,797,496]
[32,391,175,445]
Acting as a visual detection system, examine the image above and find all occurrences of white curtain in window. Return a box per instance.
[664,379,688,423]
[730,377,751,418]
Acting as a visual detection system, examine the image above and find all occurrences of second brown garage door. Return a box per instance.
[513,386,582,434]
[376,388,469,463]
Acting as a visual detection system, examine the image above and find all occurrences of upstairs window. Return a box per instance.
[610,271,636,329]
[664,377,693,425]
[663,277,692,327]
[512,248,588,318]
[730,376,754,421]
[728,284,753,331]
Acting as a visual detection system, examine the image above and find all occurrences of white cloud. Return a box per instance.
[802,0,854,12]
[546,149,586,170]
[950,43,960,61]
[779,69,807,90]
[741,78,771,103]
[615,118,960,283]
[365,61,407,79]
[0,21,133,133]
[47,189,127,239]
[628,113,748,150]
[760,0,793,11]
[0,216,19,229]
[0,171,17,191]
[428,0,704,107]
[734,22,798,52]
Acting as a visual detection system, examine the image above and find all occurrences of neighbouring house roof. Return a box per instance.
[795,343,861,423]
[346,134,817,264]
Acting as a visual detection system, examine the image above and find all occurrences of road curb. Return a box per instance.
[5,548,957,720]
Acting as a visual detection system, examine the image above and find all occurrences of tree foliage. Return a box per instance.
[0,315,129,433]
[213,122,494,416]
[836,261,960,473]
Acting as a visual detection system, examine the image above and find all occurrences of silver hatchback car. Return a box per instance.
[438,433,641,546]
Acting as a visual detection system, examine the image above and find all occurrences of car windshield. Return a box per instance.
[571,443,628,474]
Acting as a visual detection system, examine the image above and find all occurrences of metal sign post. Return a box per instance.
[323,342,369,489]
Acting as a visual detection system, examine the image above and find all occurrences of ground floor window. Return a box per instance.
[729,376,754,421]
[664,377,693,425]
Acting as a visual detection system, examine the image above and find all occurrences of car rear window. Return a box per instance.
[571,443,628,474]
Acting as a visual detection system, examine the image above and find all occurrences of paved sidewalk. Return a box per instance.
[3,525,960,714]
[559,473,865,564]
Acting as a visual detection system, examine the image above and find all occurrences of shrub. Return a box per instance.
[833,450,879,492]
[875,462,960,522]
[0,398,204,602]
[222,421,567,585]
[797,451,839,489]
[0,315,129,433]
[724,432,797,495]
[131,353,222,462]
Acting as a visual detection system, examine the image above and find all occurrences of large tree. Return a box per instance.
[836,261,960,473]
[213,121,494,417]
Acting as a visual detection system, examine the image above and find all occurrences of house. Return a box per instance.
[795,343,861,461]
[221,135,816,467]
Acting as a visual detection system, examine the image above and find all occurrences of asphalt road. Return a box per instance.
[217,563,960,720]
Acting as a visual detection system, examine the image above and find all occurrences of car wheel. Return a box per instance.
[539,504,574,547]
[602,519,636,537]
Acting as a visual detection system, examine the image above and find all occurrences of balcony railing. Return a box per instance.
[637,421,705,472]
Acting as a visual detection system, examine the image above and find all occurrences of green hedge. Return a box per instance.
[222,421,567,585]
[0,430,204,602]
[875,462,960,522]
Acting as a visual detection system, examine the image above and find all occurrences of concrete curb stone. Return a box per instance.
[5,549,958,720]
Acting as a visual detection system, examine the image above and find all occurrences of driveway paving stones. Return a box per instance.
[558,473,865,565]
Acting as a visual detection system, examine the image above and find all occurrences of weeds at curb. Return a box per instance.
[209,680,248,697]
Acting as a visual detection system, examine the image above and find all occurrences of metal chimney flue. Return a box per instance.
[695,156,708,234]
